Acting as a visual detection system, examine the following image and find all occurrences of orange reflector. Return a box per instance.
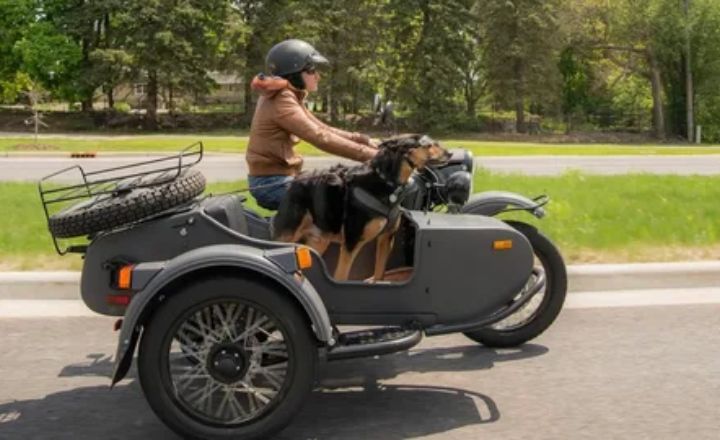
[107,294,132,306]
[493,239,513,251]
[296,247,313,270]
[117,265,134,290]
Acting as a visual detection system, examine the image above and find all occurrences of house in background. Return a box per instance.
[103,71,244,111]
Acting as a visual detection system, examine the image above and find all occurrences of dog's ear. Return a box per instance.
[373,143,404,183]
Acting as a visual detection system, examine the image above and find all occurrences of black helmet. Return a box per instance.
[266,39,329,77]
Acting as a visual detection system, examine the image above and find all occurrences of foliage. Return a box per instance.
[480,0,563,132]
[2,0,720,139]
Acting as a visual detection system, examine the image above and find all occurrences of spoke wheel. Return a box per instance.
[488,263,546,332]
[170,301,290,425]
[138,277,317,440]
[464,221,567,348]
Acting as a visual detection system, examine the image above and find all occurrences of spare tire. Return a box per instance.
[48,169,206,238]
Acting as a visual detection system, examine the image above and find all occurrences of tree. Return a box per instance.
[13,20,83,103]
[382,0,480,129]
[115,0,232,128]
[231,0,294,116]
[0,0,36,100]
[481,0,562,133]
[289,0,390,123]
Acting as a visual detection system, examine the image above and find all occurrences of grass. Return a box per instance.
[2,134,720,156]
[2,172,719,270]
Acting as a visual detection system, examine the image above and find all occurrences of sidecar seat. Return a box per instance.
[203,195,272,240]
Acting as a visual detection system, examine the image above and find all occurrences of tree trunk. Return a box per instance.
[514,60,526,133]
[80,36,93,112]
[328,63,339,124]
[647,51,665,139]
[106,87,114,109]
[684,0,694,142]
[465,90,476,118]
[168,82,174,115]
[243,34,261,115]
[145,70,159,130]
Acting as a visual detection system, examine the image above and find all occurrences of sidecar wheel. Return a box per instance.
[137,276,317,440]
[464,222,567,348]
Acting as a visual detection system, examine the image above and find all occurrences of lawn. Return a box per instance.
[2,134,720,156]
[2,172,719,270]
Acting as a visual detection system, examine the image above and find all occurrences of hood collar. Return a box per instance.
[251,74,307,100]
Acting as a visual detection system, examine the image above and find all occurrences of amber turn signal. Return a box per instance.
[117,264,134,290]
[295,247,313,270]
[493,239,513,251]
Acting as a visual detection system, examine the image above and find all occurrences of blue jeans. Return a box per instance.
[248,175,294,211]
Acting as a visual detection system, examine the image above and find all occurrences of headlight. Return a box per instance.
[446,171,472,205]
[463,150,474,174]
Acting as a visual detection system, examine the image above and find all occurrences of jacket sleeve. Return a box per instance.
[305,109,371,145]
[273,92,377,162]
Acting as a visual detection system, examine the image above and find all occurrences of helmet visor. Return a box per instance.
[307,52,329,69]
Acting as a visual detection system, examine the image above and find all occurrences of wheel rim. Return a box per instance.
[165,300,291,425]
[489,253,550,331]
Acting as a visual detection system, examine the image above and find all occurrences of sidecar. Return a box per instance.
[40,143,565,440]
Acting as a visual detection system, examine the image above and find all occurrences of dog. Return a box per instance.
[272,134,451,281]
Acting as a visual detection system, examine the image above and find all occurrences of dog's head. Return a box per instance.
[373,134,451,185]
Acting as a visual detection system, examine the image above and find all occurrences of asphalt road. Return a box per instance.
[1,291,719,439]
[2,154,720,183]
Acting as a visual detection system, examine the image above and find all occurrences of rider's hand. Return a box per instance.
[354,133,374,146]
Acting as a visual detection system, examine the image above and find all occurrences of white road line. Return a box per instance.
[565,288,720,309]
[0,299,97,318]
[2,288,720,318]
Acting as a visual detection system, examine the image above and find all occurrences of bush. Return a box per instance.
[114,102,131,113]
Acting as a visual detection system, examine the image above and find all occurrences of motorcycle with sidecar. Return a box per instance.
[39,142,566,440]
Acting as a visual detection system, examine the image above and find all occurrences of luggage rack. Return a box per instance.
[39,142,204,255]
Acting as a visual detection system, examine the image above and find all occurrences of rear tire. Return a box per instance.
[138,276,317,440]
[464,222,567,348]
[48,168,205,238]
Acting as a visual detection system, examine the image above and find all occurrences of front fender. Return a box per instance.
[462,191,546,218]
[111,244,333,386]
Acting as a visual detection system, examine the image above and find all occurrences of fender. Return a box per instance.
[461,191,546,218]
[111,244,333,386]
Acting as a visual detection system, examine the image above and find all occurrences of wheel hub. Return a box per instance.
[207,344,250,384]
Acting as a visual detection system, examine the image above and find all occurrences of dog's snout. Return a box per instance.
[428,144,451,164]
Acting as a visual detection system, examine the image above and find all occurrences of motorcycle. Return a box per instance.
[39,141,566,440]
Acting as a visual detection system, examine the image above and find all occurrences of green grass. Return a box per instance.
[3,135,720,156]
[2,172,719,270]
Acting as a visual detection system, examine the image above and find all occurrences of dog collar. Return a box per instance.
[374,155,416,187]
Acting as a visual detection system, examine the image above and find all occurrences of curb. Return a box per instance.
[1,262,718,300]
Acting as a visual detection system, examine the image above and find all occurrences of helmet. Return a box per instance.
[266,39,329,77]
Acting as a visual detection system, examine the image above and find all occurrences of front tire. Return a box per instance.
[137,276,317,440]
[464,221,567,347]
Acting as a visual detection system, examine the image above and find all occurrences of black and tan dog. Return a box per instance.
[272,134,451,281]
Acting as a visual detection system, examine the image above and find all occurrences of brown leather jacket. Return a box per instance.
[246,75,377,176]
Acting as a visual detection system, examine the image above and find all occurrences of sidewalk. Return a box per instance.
[1,261,718,300]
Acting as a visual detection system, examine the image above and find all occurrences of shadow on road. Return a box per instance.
[0,343,547,439]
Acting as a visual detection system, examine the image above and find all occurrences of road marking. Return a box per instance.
[565,288,720,309]
[0,299,97,318]
[1,288,720,318]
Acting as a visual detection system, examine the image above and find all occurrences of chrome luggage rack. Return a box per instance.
[38,142,204,254]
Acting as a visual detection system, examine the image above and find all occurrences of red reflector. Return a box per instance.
[107,294,132,306]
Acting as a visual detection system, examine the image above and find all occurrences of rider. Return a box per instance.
[246,39,378,210]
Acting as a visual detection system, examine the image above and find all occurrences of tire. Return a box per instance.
[137,276,318,440]
[464,221,567,348]
[48,168,205,238]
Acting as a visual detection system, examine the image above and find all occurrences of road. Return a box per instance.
[2,154,720,182]
[1,289,719,439]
